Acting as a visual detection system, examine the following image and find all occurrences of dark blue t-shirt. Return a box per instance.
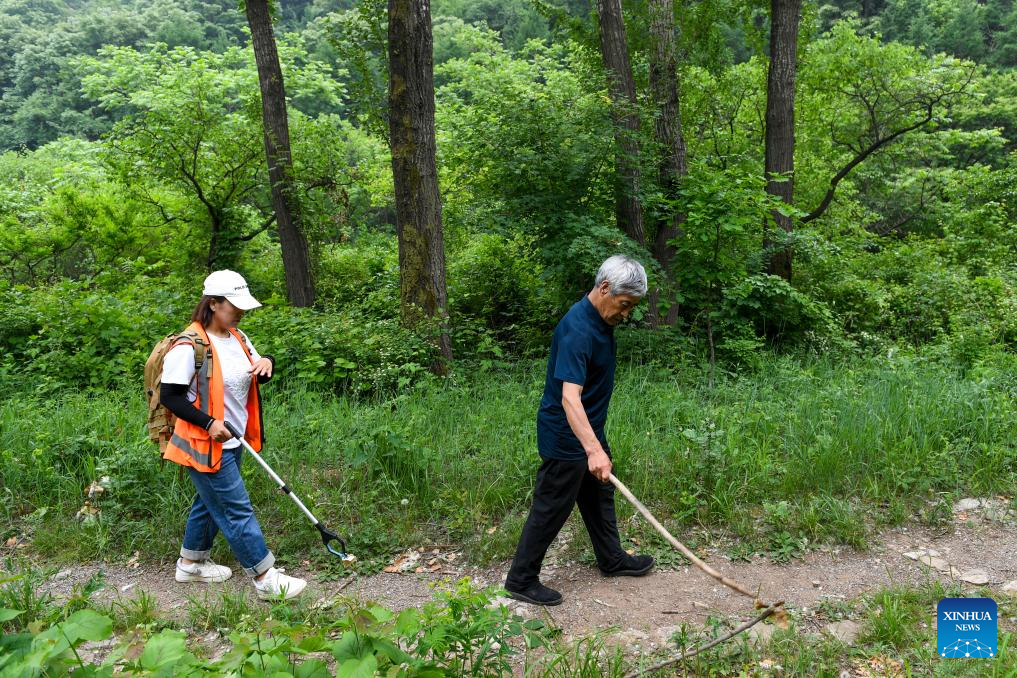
[536,296,616,460]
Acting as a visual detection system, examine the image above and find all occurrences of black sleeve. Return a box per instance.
[257,355,275,384]
[160,383,215,430]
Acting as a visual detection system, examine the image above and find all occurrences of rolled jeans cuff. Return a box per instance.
[180,547,211,561]
[246,551,275,577]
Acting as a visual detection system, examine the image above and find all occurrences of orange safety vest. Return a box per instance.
[163,322,263,472]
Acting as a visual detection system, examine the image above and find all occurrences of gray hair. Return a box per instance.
[594,255,648,297]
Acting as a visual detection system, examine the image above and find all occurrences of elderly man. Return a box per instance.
[505,255,654,606]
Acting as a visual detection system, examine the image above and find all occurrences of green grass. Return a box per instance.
[186,586,262,633]
[1,351,1015,567]
[101,588,161,630]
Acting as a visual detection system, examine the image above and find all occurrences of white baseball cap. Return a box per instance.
[202,270,262,310]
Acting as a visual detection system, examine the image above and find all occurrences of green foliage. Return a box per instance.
[0,0,252,149]
[0,272,189,391]
[0,139,164,286]
[435,39,629,295]
[432,0,551,52]
[447,232,554,352]
[77,42,341,271]
[0,576,554,678]
[243,306,434,393]
[876,0,1017,67]
[319,0,388,138]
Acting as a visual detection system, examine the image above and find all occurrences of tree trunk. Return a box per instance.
[596,0,646,247]
[245,0,315,306]
[207,212,223,272]
[648,0,688,325]
[763,0,801,282]
[388,0,453,371]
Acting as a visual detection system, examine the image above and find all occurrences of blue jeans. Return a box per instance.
[180,447,274,577]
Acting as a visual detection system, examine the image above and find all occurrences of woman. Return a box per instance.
[160,269,306,600]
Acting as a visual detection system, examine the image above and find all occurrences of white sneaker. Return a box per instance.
[175,558,233,583]
[254,567,306,600]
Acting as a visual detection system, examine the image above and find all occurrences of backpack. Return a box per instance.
[145,329,209,451]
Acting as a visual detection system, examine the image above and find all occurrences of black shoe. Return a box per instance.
[600,554,654,577]
[505,582,563,606]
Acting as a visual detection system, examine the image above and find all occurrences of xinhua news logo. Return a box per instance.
[937,598,997,659]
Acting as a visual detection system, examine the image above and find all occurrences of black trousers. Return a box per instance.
[505,456,628,589]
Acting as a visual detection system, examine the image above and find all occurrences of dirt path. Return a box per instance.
[37,502,1017,655]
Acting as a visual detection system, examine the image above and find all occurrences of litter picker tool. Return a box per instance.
[224,421,354,562]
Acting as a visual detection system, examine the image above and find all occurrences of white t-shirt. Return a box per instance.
[161,330,262,450]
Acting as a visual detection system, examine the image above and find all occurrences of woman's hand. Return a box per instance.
[249,357,273,379]
[208,419,233,442]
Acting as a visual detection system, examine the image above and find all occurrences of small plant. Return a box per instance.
[860,589,921,650]
[186,586,263,634]
[767,530,809,564]
[0,559,55,631]
[103,589,161,630]
[62,570,107,617]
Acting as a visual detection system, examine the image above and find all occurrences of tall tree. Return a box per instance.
[388,0,453,369]
[596,0,646,247]
[648,0,688,324]
[763,0,801,281]
[245,0,315,306]
[81,46,277,272]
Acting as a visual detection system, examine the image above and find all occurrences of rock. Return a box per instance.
[954,498,982,512]
[747,623,776,646]
[904,548,940,561]
[824,620,861,645]
[811,580,822,588]
[1001,581,1017,597]
[960,570,990,585]
[487,596,514,609]
[52,569,74,581]
[983,503,1016,523]
[692,601,709,610]
[613,629,649,649]
[918,555,948,571]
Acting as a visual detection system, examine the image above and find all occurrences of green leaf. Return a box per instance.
[371,637,411,665]
[368,605,393,623]
[337,654,378,678]
[330,632,364,661]
[69,665,116,677]
[395,608,419,637]
[61,610,113,643]
[296,635,328,653]
[415,668,446,678]
[294,659,331,678]
[0,609,23,623]
[139,629,189,670]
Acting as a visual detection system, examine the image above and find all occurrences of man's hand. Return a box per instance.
[209,419,233,442]
[249,357,273,379]
[587,449,612,482]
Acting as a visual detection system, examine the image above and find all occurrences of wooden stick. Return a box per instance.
[623,603,782,678]
[609,474,775,604]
